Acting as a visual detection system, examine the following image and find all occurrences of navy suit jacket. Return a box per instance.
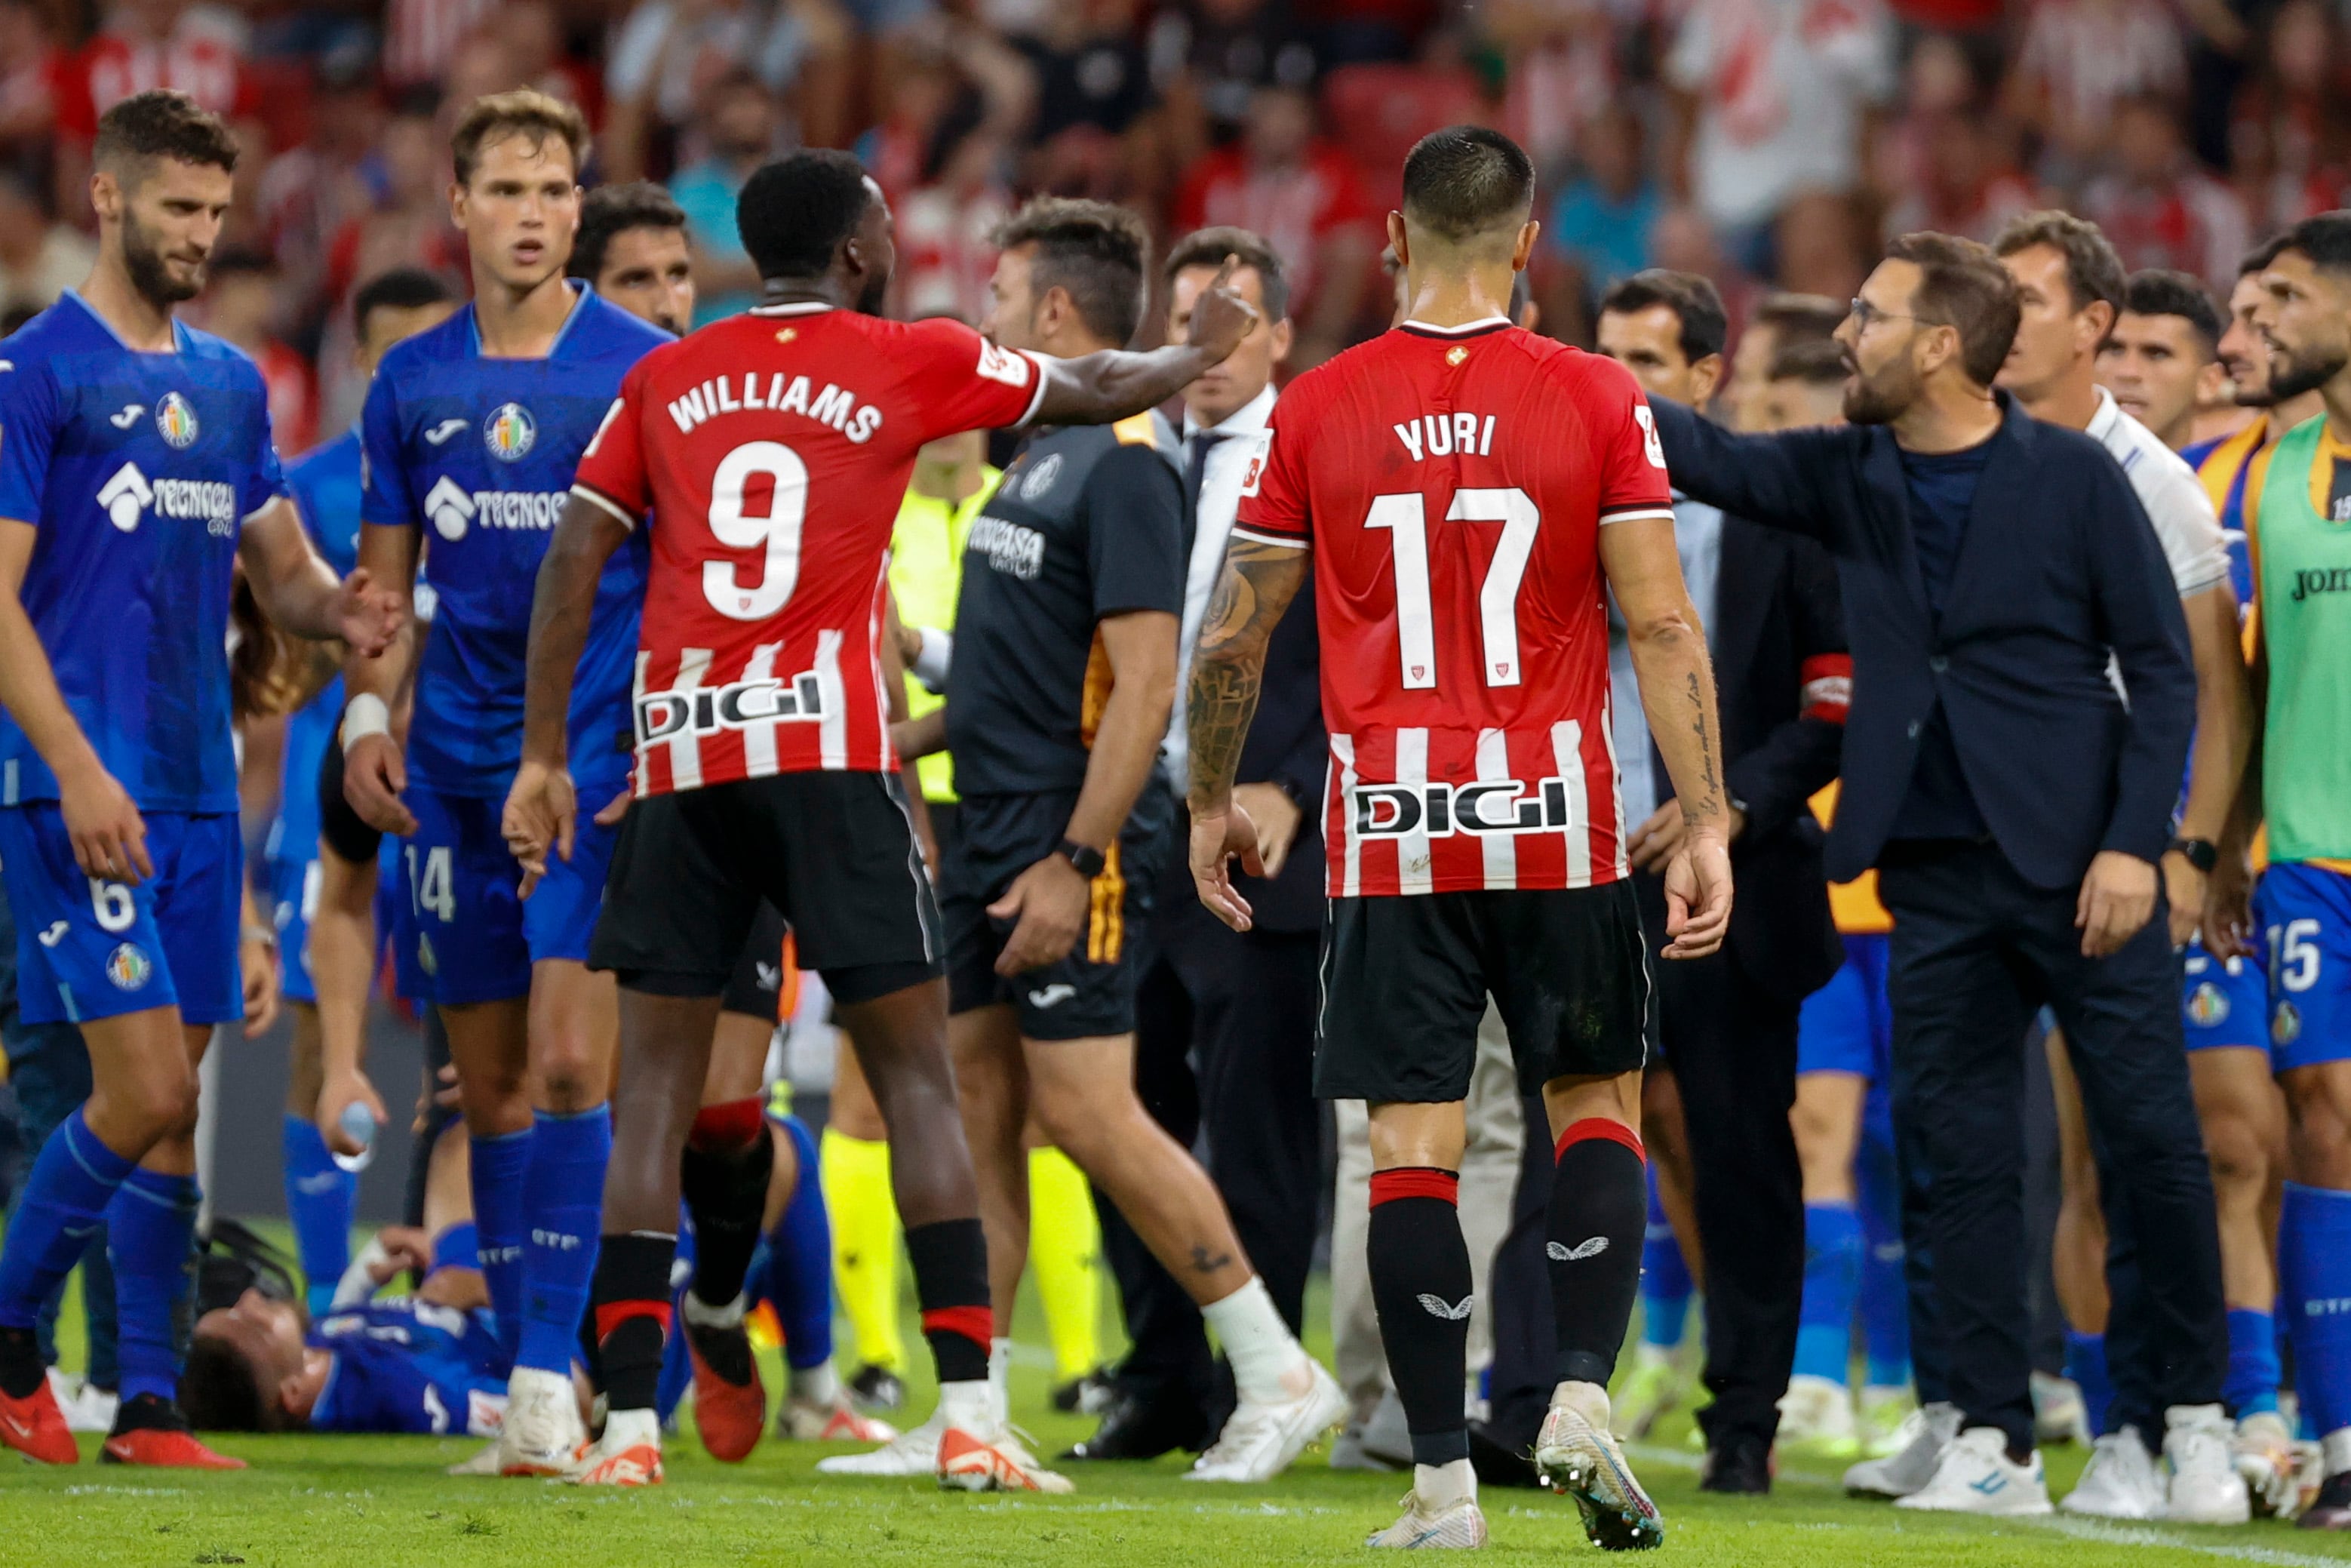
[1648,393,2195,892]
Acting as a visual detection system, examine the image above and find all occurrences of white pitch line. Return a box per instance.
[1627,1441,2351,1566]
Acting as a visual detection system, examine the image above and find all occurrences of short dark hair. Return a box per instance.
[1400,125,1535,244]
[736,149,871,281]
[94,90,239,180]
[2121,269,2223,357]
[992,197,1151,346]
[1883,231,2021,387]
[1769,336,1851,386]
[1753,292,1848,349]
[2280,211,2351,275]
[1993,209,2126,318]
[1598,269,1729,364]
[2240,232,2291,277]
[1165,225,1289,323]
[179,1333,281,1434]
[352,266,456,339]
[572,181,687,283]
[450,89,589,188]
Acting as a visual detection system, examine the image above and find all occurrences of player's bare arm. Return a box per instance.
[2167,580,2254,946]
[340,521,426,837]
[988,607,1179,976]
[504,492,632,887]
[1028,257,1258,427]
[238,496,404,653]
[0,516,149,881]
[1600,512,1733,959]
[1184,536,1310,931]
[2208,618,2269,961]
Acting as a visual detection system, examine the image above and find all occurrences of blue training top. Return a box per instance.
[308,1298,509,1436]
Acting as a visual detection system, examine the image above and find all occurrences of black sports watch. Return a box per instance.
[2168,836,2219,873]
[1056,839,1107,878]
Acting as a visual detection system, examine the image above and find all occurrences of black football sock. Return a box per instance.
[681,1098,774,1311]
[903,1218,991,1386]
[1366,1167,1473,1468]
[1547,1121,1648,1391]
[591,1231,677,1414]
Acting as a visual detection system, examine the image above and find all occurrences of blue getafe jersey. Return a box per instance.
[361,285,667,800]
[279,429,364,846]
[0,292,286,815]
[309,1299,506,1436]
[2182,433,2258,607]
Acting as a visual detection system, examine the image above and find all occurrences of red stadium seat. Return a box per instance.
[1319,63,1489,214]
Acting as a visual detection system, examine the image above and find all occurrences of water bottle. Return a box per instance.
[333,1100,379,1173]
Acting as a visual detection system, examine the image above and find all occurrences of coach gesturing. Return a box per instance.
[1646,232,2227,1517]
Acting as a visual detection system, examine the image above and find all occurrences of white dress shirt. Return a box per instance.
[1162,383,1279,792]
[1608,493,1723,819]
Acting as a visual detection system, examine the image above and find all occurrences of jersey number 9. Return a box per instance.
[705,441,810,623]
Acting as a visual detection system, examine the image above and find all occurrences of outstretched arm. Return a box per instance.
[1646,397,1850,548]
[1186,537,1310,930]
[1601,515,1732,958]
[240,497,402,650]
[1029,257,1258,426]
[504,496,632,887]
[340,523,425,835]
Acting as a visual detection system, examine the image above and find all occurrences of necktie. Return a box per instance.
[1183,431,1227,567]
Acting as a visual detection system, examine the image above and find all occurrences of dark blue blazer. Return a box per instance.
[1649,392,2194,892]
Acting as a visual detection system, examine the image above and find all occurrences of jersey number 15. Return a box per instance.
[1366,486,1540,692]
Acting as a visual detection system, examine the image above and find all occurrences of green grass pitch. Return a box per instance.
[7,1232,2351,1566]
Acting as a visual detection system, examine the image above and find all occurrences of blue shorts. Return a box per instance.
[0,805,241,1027]
[267,847,321,1004]
[2180,937,2266,1053]
[1797,933,1892,1081]
[391,783,616,1006]
[2258,862,2351,1073]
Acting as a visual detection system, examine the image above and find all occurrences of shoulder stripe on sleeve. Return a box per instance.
[569,483,639,530]
[1230,524,1309,549]
[1598,506,1676,526]
[1013,349,1051,429]
[1111,412,1159,448]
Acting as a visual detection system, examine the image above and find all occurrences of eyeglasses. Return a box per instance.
[1849,297,1919,332]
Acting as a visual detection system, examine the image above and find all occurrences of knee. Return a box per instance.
[111,1064,199,1145]
[2203,1114,2269,1195]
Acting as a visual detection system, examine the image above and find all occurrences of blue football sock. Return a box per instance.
[103,1168,198,1404]
[2067,1331,2113,1437]
[432,1222,478,1279]
[1794,1201,1863,1385]
[764,1115,833,1372]
[2281,1182,2351,1439]
[515,1106,610,1376]
[469,1124,534,1370]
[1640,1167,1692,1350]
[2227,1307,2282,1418]
[281,1112,355,1316]
[0,1109,134,1333]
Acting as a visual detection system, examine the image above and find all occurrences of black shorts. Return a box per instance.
[1315,881,1653,1103]
[589,772,942,1007]
[942,784,1170,1042]
[719,902,791,1021]
[315,715,383,867]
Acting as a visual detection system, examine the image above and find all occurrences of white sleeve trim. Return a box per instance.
[1012,350,1052,429]
[1229,524,1310,550]
[1598,506,1676,526]
[570,483,640,530]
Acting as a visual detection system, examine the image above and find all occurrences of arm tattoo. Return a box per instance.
[1187,537,1307,816]
[1681,669,1725,826]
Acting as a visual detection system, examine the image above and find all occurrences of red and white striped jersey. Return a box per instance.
[1233,318,1673,897]
[570,305,1047,798]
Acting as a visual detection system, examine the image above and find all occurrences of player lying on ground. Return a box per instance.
[1186,125,1732,1550]
[505,147,1258,1490]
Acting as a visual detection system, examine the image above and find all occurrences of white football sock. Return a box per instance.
[939,1378,993,1432]
[604,1407,659,1449]
[2323,1425,2351,1477]
[1552,1379,1612,1428]
[1201,1275,1308,1404]
[1417,1458,1477,1511]
[790,1362,842,1407]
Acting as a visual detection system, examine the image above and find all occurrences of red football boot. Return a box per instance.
[0,1372,78,1465]
[685,1312,766,1463]
[102,1395,245,1469]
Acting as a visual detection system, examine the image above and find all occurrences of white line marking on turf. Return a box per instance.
[2025,1514,2351,1568]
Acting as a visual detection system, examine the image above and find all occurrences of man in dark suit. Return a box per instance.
[1585,271,1849,1493]
[1070,228,1326,1460]
[1648,232,2229,1517]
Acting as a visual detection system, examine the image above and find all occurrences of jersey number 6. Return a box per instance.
[705,440,809,622]
[1366,487,1540,692]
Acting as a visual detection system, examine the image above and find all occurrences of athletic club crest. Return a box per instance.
[105,942,151,991]
[154,392,198,449]
[483,402,536,462]
[2186,981,2229,1028]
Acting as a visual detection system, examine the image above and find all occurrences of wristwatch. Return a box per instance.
[2168,837,2219,873]
[1056,839,1107,879]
